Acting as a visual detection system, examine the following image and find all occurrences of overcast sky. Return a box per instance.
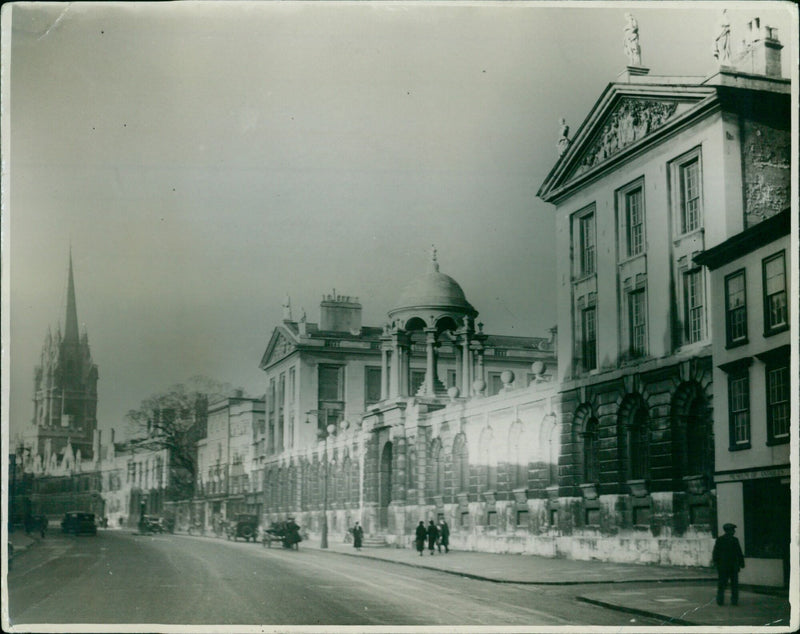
[3,1,795,442]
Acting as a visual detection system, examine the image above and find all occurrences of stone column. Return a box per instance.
[389,345,399,399]
[399,344,409,397]
[380,346,389,400]
[424,328,438,395]
[393,435,406,502]
[472,341,485,387]
[461,335,472,396]
[454,344,462,393]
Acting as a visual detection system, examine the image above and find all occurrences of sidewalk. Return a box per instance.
[8,530,37,556]
[576,584,791,627]
[304,540,792,627]
[306,539,716,584]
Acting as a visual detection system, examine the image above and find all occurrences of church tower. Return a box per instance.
[29,251,99,462]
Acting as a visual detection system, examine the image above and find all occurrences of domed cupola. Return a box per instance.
[388,247,477,330]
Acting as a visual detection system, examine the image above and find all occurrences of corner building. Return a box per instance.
[537,24,790,565]
[696,209,791,588]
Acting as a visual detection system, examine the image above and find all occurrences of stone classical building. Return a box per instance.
[24,252,99,464]
[195,392,265,532]
[255,254,555,539]
[536,17,790,565]
[696,208,791,587]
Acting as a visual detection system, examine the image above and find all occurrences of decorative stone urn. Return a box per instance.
[627,479,649,498]
[512,488,528,504]
[683,474,706,495]
[472,379,486,396]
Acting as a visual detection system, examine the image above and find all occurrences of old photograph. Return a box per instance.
[2,1,797,631]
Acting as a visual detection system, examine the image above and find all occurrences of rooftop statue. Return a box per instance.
[557,117,570,156]
[623,13,642,66]
[713,9,732,65]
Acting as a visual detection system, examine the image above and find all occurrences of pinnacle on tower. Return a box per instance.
[64,249,80,346]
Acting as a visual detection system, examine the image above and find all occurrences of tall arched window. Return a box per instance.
[629,405,649,480]
[453,434,469,493]
[508,422,527,489]
[300,462,309,511]
[343,456,352,504]
[430,439,444,496]
[686,394,709,476]
[478,428,496,491]
[583,417,600,483]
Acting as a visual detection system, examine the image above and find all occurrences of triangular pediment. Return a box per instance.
[566,97,688,179]
[260,326,298,369]
[538,82,718,202]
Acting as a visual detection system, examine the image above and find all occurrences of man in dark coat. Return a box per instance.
[415,521,427,556]
[352,521,363,551]
[284,517,302,550]
[713,523,745,606]
[427,520,439,555]
[438,519,449,554]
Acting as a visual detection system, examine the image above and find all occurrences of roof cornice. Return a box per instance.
[694,209,791,270]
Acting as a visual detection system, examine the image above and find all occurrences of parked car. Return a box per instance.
[140,515,164,534]
[61,511,97,535]
[226,514,259,542]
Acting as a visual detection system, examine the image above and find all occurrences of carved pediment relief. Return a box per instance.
[570,98,681,177]
[263,330,295,367]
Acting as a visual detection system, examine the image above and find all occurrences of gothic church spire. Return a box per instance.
[64,248,80,346]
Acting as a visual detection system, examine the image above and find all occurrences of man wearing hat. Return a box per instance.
[712,523,745,606]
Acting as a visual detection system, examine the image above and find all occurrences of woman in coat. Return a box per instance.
[415,521,427,556]
[352,522,364,551]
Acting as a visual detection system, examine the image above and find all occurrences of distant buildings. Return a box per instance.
[23,253,99,466]
[195,393,265,531]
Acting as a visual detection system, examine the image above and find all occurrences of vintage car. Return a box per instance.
[140,515,164,534]
[61,511,97,536]
[226,514,259,542]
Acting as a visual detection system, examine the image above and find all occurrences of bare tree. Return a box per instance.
[125,375,234,500]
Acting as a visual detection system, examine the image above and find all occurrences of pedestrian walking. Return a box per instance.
[438,519,449,553]
[427,519,439,555]
[352,521,364,551]
[415,521,426,556]
[713,523,745,606]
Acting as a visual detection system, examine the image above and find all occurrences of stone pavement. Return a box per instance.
[7,530,37,556]
[305,540,793,627]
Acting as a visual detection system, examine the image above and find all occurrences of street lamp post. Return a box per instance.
[306,410,336,549]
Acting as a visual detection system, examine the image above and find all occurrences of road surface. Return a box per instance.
[7,530,661,628]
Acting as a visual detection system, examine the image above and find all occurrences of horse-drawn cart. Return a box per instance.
[261,519,302,550]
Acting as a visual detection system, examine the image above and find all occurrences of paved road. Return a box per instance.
[7,530,662,628]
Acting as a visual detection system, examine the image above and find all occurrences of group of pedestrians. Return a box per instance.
[415,519,449,556]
